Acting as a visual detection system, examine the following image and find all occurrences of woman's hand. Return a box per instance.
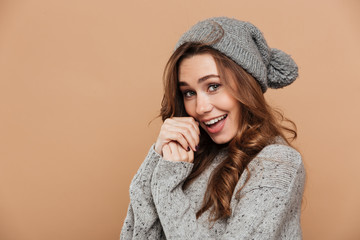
[154,117,200,156]
[162,141,194,163]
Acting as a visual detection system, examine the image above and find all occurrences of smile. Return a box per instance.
[203,114,227,126]
[202,114,228,135]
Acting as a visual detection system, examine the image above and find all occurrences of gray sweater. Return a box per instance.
[120,137,305,239]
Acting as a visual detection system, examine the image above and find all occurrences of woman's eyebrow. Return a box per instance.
[179,74,220,86]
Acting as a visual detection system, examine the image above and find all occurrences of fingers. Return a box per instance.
[155,117,200,155]
[162,144,171,160]
[164,118,200,151]
[156,130,188,154]
[163,142,194,163]
[172,117,200,135]
[186,146,194,163]
[165,125,198,152]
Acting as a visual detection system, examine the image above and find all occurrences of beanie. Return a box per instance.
[175,17,298,93]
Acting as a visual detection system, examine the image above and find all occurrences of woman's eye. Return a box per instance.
[183,91,195,98]
[208,84,220,92]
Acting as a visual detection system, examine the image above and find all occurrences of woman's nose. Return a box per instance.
[196,93,213,115]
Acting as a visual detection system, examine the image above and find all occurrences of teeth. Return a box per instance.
[204,115,227,125]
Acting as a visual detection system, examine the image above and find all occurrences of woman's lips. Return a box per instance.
[203,114,227,125]
[204,115,227,134]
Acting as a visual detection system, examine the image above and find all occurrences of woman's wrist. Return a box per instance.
[154,142,162,156]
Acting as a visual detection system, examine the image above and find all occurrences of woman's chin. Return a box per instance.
[209,134,233,145]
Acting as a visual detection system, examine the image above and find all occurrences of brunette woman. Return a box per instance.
[121,17,305,240]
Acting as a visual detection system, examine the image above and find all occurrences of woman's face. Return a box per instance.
[178,53,241,144]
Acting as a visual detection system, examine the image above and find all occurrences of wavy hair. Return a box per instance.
[160,42,297,222]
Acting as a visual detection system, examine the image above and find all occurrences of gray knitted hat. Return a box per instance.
[175,17,298,93]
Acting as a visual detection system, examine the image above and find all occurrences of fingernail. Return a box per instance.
[187,146,190,151]
[195,145,199,151]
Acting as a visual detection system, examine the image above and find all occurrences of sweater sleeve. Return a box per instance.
[223,148,306,240]
[120,145,165,240]
[151,158,196,239]
[151,144,305,240]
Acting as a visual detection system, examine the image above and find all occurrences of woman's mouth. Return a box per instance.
[203,114,228,134]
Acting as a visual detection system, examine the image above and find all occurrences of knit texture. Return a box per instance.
[175,17,298,93]
[120,137,305,239]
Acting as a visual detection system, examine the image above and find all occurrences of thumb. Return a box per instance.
[187,149,194,163]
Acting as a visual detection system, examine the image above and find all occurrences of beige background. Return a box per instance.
[0,0,359,239]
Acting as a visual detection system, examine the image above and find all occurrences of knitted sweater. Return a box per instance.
[120,137,305,239]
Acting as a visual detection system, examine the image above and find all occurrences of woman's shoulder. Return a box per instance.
[256,136,302,167]
[243,136,305,193]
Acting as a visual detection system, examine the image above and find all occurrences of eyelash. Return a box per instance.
[182,84,221,98]
[208,84,220,92]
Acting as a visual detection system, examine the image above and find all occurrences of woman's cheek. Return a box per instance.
[184,100,196,117]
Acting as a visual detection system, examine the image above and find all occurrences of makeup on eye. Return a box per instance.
[183,90,195,98]
[180,82,222,98]
[208,83,221,92]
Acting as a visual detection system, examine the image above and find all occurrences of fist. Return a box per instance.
[154,117,200,155]
[162,142,194,163]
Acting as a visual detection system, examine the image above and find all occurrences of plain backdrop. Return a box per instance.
[1,0,360,239]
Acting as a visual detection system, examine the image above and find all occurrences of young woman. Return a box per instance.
[121,17,305,240]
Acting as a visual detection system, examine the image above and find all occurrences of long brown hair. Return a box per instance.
[160,42,297,222]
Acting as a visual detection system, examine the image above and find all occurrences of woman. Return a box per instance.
[121,17,305,240]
